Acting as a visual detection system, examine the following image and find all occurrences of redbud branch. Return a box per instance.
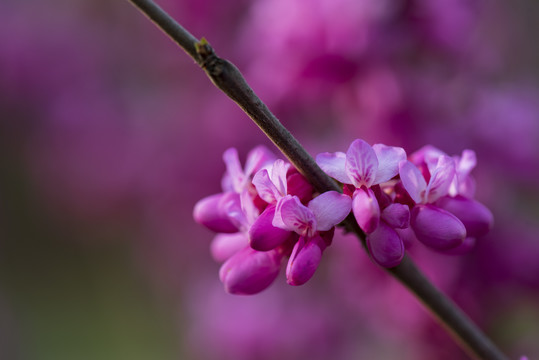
[126,1,509,359]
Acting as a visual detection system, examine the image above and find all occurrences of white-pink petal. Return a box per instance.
[345,139,379,188]
[252,169,280,204]
[308,191,352,231]
[315,152,350,184]
[269,159,289,197]
[372,144,406,185]
[223,148,247,192]
[399,160,427,204]
[425,155,456,203]
[243,145,276,177]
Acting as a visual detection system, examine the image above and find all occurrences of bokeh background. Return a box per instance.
[1,0,538,359]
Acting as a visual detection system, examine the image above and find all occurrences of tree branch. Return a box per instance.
[126,1,509,359]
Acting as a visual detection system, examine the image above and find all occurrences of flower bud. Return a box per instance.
[411,204,466,250]
[367,222,405,268]
[286,236,324,286]
[219,247,283,295]
[436,195,493,237]
[249,205,292,251]
[193,192,240,233]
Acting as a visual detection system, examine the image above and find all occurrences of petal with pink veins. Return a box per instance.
[273,195,317,238]
[345,139,379,188]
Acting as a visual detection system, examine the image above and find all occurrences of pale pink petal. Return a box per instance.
[345,139,379,188]
[252,169,280,204]
[210,233,249,262]
[223,148,247,192]
[457,149,476,179]
[352,187,380,234]
[366,222,404,268]
[249,205,292,251]
[315,151,350,184]
[410,145,447,172]
[425,155,456,203]
[244,145,276,177]
[372,144,406,185]
[269,159,290,197]
[308,191,352,231]
[286,235,323,286]
[273,195,316,238]
[399,160,427,204]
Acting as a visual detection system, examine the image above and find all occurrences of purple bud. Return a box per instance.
[352,187,380,234]
[286,236,324,286]
[436,195,493,237]
[381,203,410,229]
[210,233,248,262]
[249,205,292,251]
[366,222,405,268]
[219,247,283,295]
[411,204,466,250]
[193,192,240,233]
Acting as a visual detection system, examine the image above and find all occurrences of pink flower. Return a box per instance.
[273,192,352,285]
[316,139,406,233]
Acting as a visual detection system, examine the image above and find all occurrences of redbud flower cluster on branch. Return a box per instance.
[194,139,493,295]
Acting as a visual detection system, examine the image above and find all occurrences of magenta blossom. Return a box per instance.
[272,192,351,285]
[316,139,406,233]
[249,159,313,251]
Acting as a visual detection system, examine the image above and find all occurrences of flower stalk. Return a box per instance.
[126,1,509,359]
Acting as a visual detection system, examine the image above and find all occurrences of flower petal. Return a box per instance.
[269,159,290,197]
[252,169,280,204]
[249,205,292,251]
[308,191,352,231]
[372,144,406,184]
[399,160,427,204]
[219,246,283,295]
[381,203,410,229]
[223,148,247,193]
[436,195,493,237]
[315,151,350,184]
[286,169,313,203]
[411,204,466,250]
[425,155,456,203]
[345,139,379,188]
[286,235,323,286]
[193,192,240,233]
[366,222,404,268]
[210,233,249,262]
[273,195,317,238]
[243,145,276,177]
[352,187,380,234]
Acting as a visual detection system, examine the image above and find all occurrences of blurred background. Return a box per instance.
[1,0,538,359]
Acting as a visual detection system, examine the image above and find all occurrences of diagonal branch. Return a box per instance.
[126,1,509,359]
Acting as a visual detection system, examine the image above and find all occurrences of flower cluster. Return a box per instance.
[194,139,493,294]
